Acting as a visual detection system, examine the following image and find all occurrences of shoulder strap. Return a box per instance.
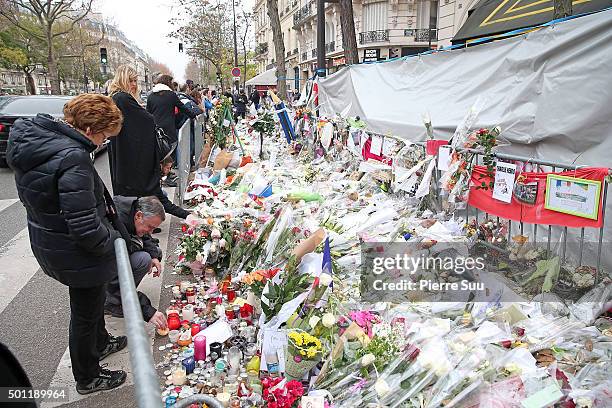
[102,184,132,244]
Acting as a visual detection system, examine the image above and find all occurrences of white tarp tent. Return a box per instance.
[245,68,277,86]
[317,9,612,168]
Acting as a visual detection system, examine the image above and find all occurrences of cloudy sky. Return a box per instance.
[96,0,255,82]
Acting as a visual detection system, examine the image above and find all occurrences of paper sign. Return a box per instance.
[437,146,452,171]
[300,396,325,408]
[260,328,288,372]
[193,320,233,355]
[222,118,231,127]
[369,135,383,156]
[492,162,517,203]
[415,159,436,198]
[521,383,562,408]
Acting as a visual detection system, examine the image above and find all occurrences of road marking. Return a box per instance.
[41,193,175,406]
[0,198,19,213]
[0,227,40,314]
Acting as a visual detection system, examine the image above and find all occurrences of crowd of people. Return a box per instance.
[4,64,247,394]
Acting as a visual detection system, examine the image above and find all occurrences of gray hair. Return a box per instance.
[136,196,166,222]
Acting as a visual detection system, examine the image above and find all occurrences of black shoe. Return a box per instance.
[152,228,162,234]
[76,365,127,395]
[99,335,128,361]
[103,304,124,318]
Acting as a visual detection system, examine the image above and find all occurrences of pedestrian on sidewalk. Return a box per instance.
[6,94,128,394]
[108,65,190,219]
[250,89,261,110]
[104,196,168,330]
[235,88,248,120]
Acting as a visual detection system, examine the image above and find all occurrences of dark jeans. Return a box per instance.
[68,284,109,384]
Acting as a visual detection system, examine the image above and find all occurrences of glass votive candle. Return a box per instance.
[168,330,180,343]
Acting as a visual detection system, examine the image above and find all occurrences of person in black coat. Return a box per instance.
[107,65,189,219]
[250,89,261,110]
[235,89,248,119]
[6,94,127,395]
[146,74,197,146]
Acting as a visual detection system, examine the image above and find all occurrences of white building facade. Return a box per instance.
[253,0,441,90]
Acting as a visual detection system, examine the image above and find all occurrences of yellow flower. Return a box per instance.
[299,349,306,356]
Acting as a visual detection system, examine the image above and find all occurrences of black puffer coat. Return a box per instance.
[7,114,120,288]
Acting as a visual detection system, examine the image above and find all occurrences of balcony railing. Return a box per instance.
[293,47,298,55]
[359,29,389,44]
[293,4,312,27]
[255,42,268,55]
[311,48,317,58]
[302,52,308,61]
[325,41,335,54]
[414,28,438,42]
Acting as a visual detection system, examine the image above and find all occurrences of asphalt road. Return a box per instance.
[0,150,180,407]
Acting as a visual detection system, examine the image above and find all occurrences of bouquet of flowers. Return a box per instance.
[261,377,304,408]
[285,329,324,380]
[251,112,275,136]
[240,268,280,298]
[184,183,218,207]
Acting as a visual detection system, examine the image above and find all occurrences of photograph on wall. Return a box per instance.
[545,175,601,220]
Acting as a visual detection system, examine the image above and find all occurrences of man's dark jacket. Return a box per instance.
[7,114,119,287]
[112,196,162,261]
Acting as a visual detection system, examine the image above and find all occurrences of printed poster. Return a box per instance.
[492,162,517,203]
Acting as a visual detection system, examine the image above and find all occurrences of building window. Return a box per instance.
[363,0,388,32]
[417,0,438,29]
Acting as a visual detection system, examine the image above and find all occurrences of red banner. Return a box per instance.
[468,166,608,228]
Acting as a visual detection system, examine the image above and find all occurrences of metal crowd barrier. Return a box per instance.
[176,114,206,203]
[411,142,611,283]
[114,238,161,407]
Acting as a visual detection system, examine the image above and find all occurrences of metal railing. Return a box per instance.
[325,41,335,53]
[311,48,317,58]
[114,238,161,408]
[293,3,312,27]
[359,29,389,44]
[302,52,308,61]
[415,28,438,42]
[177,114,206,203]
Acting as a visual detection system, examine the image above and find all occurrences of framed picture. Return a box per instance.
[545,175,602,220]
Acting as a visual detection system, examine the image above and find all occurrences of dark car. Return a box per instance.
[0,95,108,168]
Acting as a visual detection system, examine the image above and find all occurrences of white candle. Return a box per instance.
[171,366,186,386]
[182,305,195,321]
[216,392,230,407]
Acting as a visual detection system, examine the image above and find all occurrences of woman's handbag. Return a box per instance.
[155,126,177,160]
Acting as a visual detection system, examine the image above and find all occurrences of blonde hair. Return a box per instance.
[63,94,123,134]
[108,65,139,98]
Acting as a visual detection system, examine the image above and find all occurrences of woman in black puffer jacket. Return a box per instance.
[7,94,127,395]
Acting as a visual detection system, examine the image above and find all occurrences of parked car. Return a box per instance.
[0,95,108,168]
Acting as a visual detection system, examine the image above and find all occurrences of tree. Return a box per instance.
[150,59,174,77]
[171,0,234,91]
[0,0,94,95]
[0,20,46,94]
[184,59,202,84]
[339,0,358,65]
[266,0,286,98]
[237,6,251,90]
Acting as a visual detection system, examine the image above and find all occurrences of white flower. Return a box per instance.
[219,238,227,249]
[210,243,217,253]
[319,273,332,287]
[360,353,375,367]
[374,379,390,396]
[195,252,204,262]
[309,315,321,329]
[321,313,336,328]
[211,228,221,239]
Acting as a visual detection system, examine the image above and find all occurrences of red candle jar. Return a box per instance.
[186,287,196,304]
[167,314,181,331]
[227,285,237,303]
[225,306,235,320]
[191,323,201,336]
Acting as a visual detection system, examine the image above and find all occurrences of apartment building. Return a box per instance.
[253,0,440,89]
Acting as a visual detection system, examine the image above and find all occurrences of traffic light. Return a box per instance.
[100,47,108,64]
[178,43,183,52]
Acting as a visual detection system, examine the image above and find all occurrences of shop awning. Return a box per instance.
[245,68,278,86]
[452,0,612,43]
